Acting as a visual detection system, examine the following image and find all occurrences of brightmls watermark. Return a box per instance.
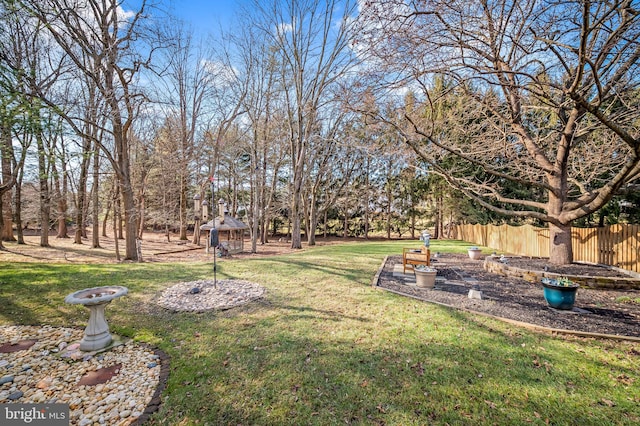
[1,404,69,425]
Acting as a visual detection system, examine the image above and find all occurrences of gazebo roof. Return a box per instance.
[200,214,248,231]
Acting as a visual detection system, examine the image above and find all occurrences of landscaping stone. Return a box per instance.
[8,390,23,400]
[0,325,169,425]
[157,279,265,312]
[0,339,37,353]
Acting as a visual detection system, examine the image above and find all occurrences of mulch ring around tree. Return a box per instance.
[374,254,640,340]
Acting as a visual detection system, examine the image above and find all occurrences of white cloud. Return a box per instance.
[201,60,238,87]
[116,6,136,22]
[276,22,294,36]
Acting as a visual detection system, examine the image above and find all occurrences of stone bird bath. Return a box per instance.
[65,286,128,351]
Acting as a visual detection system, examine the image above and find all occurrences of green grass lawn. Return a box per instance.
[1,240,639,425]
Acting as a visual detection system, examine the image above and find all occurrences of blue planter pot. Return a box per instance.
[541,279,578,310]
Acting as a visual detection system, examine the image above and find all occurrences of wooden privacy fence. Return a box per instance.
[453,223,640,274]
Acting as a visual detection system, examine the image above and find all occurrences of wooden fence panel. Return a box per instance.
[455,223,639,273]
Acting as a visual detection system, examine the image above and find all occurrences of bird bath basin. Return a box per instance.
[65,286,128,351]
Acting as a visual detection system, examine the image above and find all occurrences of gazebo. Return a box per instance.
[199,199,248,255]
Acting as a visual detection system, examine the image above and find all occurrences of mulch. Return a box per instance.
[375,254,640,339]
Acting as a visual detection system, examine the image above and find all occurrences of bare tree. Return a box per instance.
[250,0,357,249]
[17,0,164,260]
[0,110,17,247]
[146,118,183,237]
[50,124,70,239]
[72,62,104,244]
[0,1,19,244]
[0,3,68,247]
[303,113,359,245]
[155,24,213,241]
[90,137,102,247]
[226,17,288,252]
[355,0,640,264]
[0,115,22,248]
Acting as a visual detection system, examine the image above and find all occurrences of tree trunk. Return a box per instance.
[307,211,317,245]
[261,214,269,245]
[116,196,123,240]
[137,191,146,239]
[0,196,5,250]
[259,145,268,245]
[1,121,15,243]
[323,210,328,238]
[446,211,453,239]
[343,210,348,238]
[74,143,89,244]
[57,198,69,238]
[364,158,370,240]
[251,167,259,254]
[410,209,416,239]
[91,143,101,248]
[386,196,392,239]
[13,173,24,245]
[113,193,120,262]
[121,182,138,259]
[55,173,68,238]
[193,218,201,245]
[307,194,317,246]
[251,211,259,253]
[179,175,188,240]
[1,188,13,242]
[549,222,573,265]
[434,195,442,239]
[51,141,69,239]
[102,200,111,238]
[35,128,50,247]
[291,172,303,248]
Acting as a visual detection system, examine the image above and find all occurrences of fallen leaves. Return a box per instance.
[616,374,634,386]
[600,398,617,407]
[411,362,425,376]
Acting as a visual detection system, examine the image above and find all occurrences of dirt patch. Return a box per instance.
[375,254,640,339]
[0,231,319,263]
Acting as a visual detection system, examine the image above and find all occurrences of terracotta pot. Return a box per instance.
[415,269,437,288]
[468,249,483,260]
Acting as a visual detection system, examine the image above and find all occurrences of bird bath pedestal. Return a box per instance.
[65,286,128,351]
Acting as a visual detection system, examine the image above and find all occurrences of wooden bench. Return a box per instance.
[403,248,430,274]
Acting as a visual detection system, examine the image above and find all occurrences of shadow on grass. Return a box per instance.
[151,302,639,425]
[0,296,41,325]
[1,242,116,262]
[261,258,373,286]
[267,302,370,323]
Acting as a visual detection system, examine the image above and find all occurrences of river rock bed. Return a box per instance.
[157,279,266,312]
[0,325,166,425]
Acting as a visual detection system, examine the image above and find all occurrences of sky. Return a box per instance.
[167,0,241,34]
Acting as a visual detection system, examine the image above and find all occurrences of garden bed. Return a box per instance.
[375,254,640,339]
[485,256,640,289]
